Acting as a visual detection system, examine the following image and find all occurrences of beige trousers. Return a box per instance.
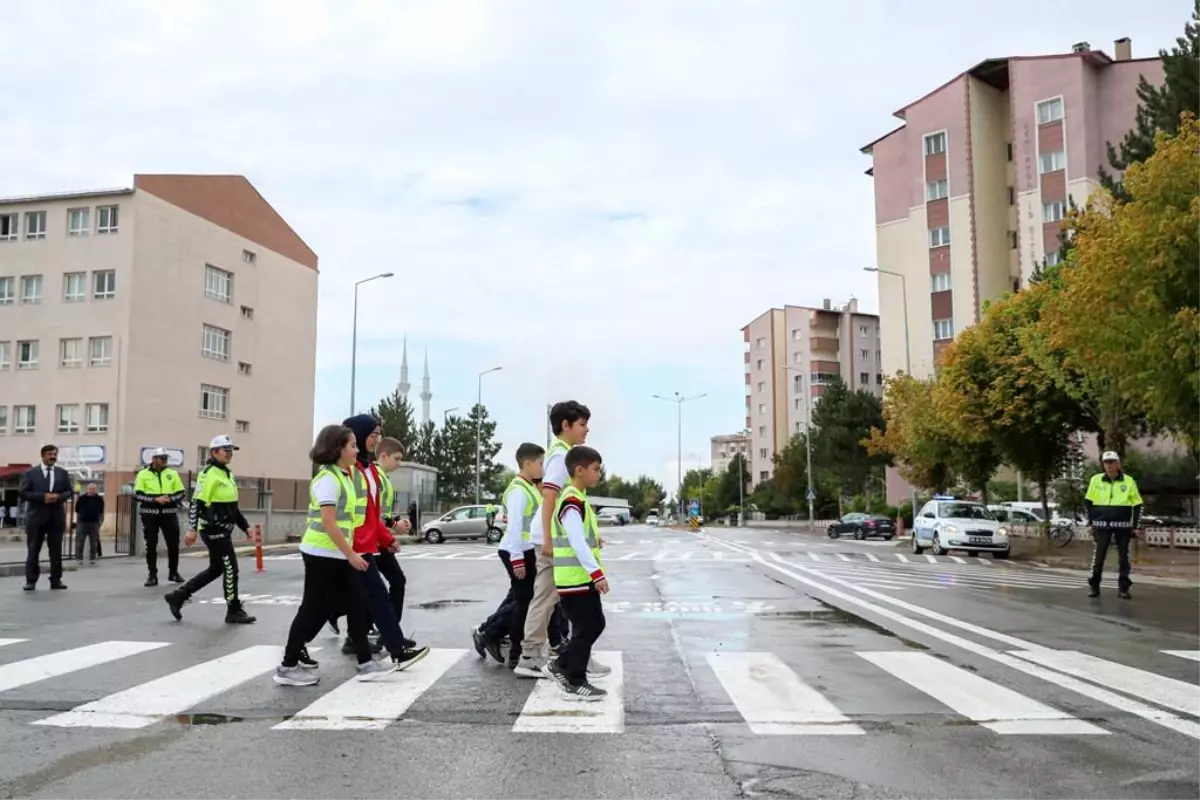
[520,548,559,658]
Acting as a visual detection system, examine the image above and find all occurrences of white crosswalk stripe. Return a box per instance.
[1011,650,1200,717]
[0,641,167,693]
[708,651,863,735]
[513,651,624,734]
[1163,650,1200,662]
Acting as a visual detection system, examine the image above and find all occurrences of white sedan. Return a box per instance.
[912,496,1010,559]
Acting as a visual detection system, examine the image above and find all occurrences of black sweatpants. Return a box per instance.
[284,553,371,666]
[1089,526,1133,591]
[482,591,569,648]
[500,549,537,660]
[176,530,239,605]
[555,587,606,686]
[375,548,407,633]
[360,555,408,654]
[141,512,180,577]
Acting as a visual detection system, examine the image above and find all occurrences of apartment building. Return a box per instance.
[0,174,319,508]
[742,299,881,483]
[860,37,1163,380]
[710,433,749,477]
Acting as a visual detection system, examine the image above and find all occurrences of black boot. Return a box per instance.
[168,572,184,584]
[145,576,159,588]
[225,602,257,625]
[165,590,186,621]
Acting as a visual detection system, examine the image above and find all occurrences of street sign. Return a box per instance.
[688,500,700,517]
[806,488,817,501]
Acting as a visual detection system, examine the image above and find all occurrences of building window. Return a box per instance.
[0,405,6,433]
[238,361,252,376]
[64,272,86,302]
[794,398,803,410]
[931,272,951,292]
[860,372,869,385]
[24,211,46,239]
[17,340,38,370]
[1007,187,1015,205]
[1037,98,1064,125]
[876,373,883,385]
[67,208,90,236]
[92,270,116,299]
[811,372,838,386]
[242,249,256,264]
[756,381,765,394]
[925,179,948,201]
[204,264,232,302]
[89,336,113,367]
[758,425,766,436]
[860,348,869,360]
[791,329,802,341]
[202,325,231,361]
[1043,200,1066,223]
[756,359,763,370]
[240,305,254,320]
[200,384,229,419]
[0,213,17,241]
[20,275,43,304]
[793,375,802,392]
[57,404,80,434]
[1009,231,1019,249]
[928,227,951,248]
[13,405,36,435]
[933,318,955,341]
[1045,251,1061,266]
[60,338,83,368]
[759,470,769,481]
[859,324,869,336]
[0,276,12,305]
[0,341,9,369]
[96,205,119,234]
[1039,149,1065,174]
[757,403,766,414]
[759,448,768,459]
[755,337,765,350]
[85,403,109,433]
[235,419,250,433]
[924,132,946,156]
[1006,142,1013,162]
[196,445,209,467]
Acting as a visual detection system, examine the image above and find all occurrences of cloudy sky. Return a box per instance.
[2,0,1184,491]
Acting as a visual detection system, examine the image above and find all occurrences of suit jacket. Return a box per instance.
[19,465,74,529]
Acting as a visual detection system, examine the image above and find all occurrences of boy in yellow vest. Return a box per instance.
[544,445,609,701]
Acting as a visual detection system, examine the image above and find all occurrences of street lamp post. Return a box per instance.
[781,366,815,530]
[474,366,502,504]
[443,407,458,424]
[865,266,919,521]
[653,391,707,524]
[349,272,394,415]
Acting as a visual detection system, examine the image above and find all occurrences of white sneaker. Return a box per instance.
[587,657,611,679]
[356,658,400,682]
[514,656,546,679]
[273,665,319,686]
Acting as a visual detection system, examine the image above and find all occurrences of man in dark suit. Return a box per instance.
[18,444,74,591]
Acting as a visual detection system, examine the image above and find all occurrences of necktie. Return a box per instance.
[45,468,53,493]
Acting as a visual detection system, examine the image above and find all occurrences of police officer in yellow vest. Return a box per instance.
[1085,451,1144,599]
[134,447,186,587]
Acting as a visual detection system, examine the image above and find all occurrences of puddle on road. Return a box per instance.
[173,712,245,726]
[415,599,481,610]
[764,598,928,650]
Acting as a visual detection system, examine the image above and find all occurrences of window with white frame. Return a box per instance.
[96,205,119,234]
[0,276,12,305]
[931,272,951,292]
[60,338,83,368]
[202,325,231,361]
[86,403,109,432]
[860,348,869,360]
[859,325,869,336]
[758,425,766,436]
[1045,251,1061,266]
[756,381,765,394]
[795,421,803,433]
[1039,149,1065,174]
[17,340,38,369]
[24,211,46,239]
[759,470,768,481]
[811,372,839,385]
[0,213,17,241]
[242,249,256,264]
[63,272,86,301]
[794,375,802,392]
[240,305,254,320]
[89,336,112,366]
[238,361,252,376]
[200,384,229,419]
[0,341,9,369]
[204,264,232,302]
[791,329,802,340]
[1037,98,1064,125]
[1043,200,1066,223]
[926,179,948,201]
[20,275,42,304]
[757,403,766,414]
[235,419,250,433]
[1009,231,1019,249]
[794,398,802,410]
[933,318,955,340]
[57,404,80,434]
[0,405,6,433]
[793,351,803,363]
[924,132,946,156]
[759,448,768,459]
[13,405,36,434]
[92,270,115,299]
[67,208,90,236]
[860,372,869,385]
[755,337,765,350]
[929,227,951,248]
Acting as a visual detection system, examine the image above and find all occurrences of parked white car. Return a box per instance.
[913,496,1010,558]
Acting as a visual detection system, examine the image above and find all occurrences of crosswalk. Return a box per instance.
[1,638,1195,738]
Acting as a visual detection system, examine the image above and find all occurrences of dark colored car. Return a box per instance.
[827,513,895,540]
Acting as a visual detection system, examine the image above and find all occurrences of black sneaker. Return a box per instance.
[22,583,35,592]
[544,659,569,688]
[1087,587,1100,598]
[471,626,486,658]
[342,637,384,655]
[164,591,185,621]
[225,605,257,624]
[507,655,519,670]
[168,573,185,584]
[144,576,158,588]
[391,646,431,671]
[483,636,505,664]
[400,636,417,649]
[50,582,68,591]
[1118,591,1132,600]
[558,681,607,702]
[298,647,319,670]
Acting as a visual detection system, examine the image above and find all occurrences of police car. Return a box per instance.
[911,495,1011,559]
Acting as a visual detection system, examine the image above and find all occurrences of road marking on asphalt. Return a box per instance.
[617,552,643,560]
[950,556,967,564]
[895,554,910,563]
[0,641,168,694]
[1163,650,1200,662]
[707,651,863,735]
[513,651,624,734]
[0,639,27,649]
[836,553,851,561]
[865,553,880,562]
[35,645,283,729]
[923,555,938,563]
[859,651,1104,735]
[276,649,467,731]
[853,581,909,591]
[808,552,821,562]
[678,552,693,560]
[1011,650,1200,717]
[974,557,993,566]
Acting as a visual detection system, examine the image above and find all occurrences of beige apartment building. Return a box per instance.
[742,299,881,483]
[710,433,749,477]
[0,174,319,510]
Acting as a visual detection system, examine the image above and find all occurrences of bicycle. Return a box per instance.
[1046,520,1075,547]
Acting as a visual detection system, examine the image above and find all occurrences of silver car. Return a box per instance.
[421,504,503,544]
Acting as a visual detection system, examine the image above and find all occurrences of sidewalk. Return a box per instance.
[1012,538,1199,584]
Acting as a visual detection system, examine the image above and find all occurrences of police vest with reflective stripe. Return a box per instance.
[348,463,373,525]
[304,467,357,553]
[503,477,540,543]
[194,465,239,532]
[378,467,394,516]
[552,485,601,587]
[547,437,571,463]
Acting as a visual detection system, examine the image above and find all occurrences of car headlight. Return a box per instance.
[997,527,1008,537]
[941,524,959,534]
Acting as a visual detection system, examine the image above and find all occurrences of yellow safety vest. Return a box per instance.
[503,477,540,543]
[303,466,357,553]
[347,464,372,527]
[552,485,601,588]
[134,467,184,497]
[194,465,239,532]
[378,467,394,517]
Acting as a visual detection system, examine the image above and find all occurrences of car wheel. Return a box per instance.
[854,530,864,540]
[424,529,444,544]
[827,528,839,539]
[883,535,894,541]
[993,549,1011,560]
[911,534,925,555]
[931,534,948,556]
[486,527,502,544]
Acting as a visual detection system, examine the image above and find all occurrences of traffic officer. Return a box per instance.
[1085,450,1144,599]
[134,447,186,587]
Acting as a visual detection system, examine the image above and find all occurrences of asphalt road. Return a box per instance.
[0,524,1196,799]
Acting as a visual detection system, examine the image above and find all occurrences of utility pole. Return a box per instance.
[653,392,707,523]
[349,272,394,415]
[474,366,502,504]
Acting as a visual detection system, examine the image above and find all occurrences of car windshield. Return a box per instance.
[938,503,994,520]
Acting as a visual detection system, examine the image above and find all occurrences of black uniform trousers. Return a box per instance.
[500,549,537,660]
[1089,526,1133,591]
[141,512,181,577]
[25,519,65,586]
[176,530,240,606]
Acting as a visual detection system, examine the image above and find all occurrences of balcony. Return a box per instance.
[810,336,839,353]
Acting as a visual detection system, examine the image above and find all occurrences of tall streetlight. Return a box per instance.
[864,266,918,521]
[474,366,502,503]
[349,272,394,415]
[781,366,815,530]
[443,407,459,424]
[653,391,706,523]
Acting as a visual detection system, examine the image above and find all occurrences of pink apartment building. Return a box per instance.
[861,37,1164,502]
[0,175,319,511]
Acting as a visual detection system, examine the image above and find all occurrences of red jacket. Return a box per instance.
[351,461,395,554]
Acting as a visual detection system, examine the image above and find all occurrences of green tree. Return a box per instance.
[367,390,417,452]
[716,453,751,512]
[809,376,890,499]
[465,403,504,500]
[865,375,957,495]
